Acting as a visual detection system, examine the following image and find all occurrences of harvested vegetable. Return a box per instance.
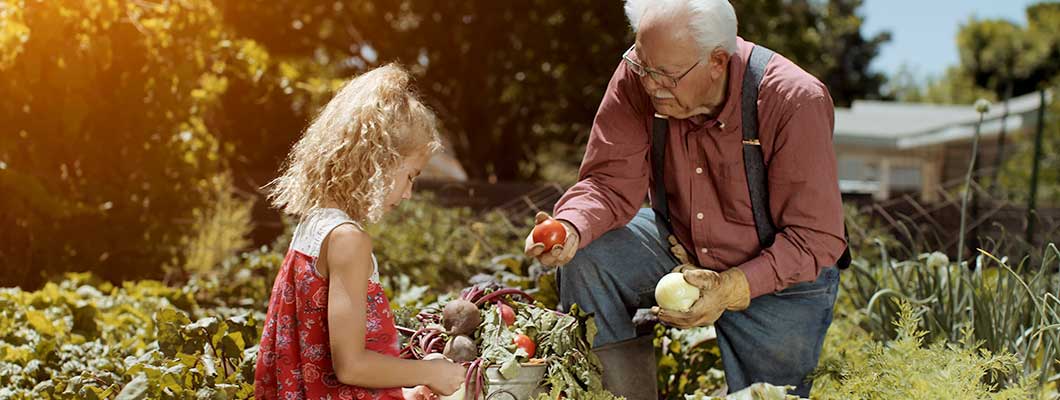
[498,303,515,327]
[532,219,567,252]
[443,299,482,336]
[655,272,701,312]
[444,335,478,363]
[398,285,619,399]
[513,334,536,358]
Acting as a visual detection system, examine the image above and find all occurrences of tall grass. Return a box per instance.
[842,241,1060,390]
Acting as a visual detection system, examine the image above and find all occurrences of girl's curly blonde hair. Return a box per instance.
[265,64,441,223]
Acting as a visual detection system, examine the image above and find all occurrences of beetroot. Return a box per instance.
[442,299,482,336]
[443,335,477,363]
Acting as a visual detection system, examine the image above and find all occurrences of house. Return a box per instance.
[834,90,1053,202]
[421,136,469,181]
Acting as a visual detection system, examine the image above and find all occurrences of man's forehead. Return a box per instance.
[635,35,698,69]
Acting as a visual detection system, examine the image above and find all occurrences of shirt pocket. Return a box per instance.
[713,161,756,226]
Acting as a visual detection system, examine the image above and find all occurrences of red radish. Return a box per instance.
[513,334,536,358]
[532,219,567,252]
[498,303,515,327]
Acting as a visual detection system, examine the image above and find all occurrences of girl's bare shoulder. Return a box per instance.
[319,223,372,278]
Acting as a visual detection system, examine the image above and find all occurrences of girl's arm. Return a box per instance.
[324,225,464,393]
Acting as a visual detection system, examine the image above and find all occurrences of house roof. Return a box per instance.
[422,135,469,181]
[834,90,1052,150]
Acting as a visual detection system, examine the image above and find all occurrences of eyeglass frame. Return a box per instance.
[621,44,702,88]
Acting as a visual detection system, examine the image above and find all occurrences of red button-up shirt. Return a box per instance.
[554,37,846,298]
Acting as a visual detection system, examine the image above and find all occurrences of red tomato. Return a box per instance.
[513,334,536,358]
[498,303,515,327]
[532,219,567,252]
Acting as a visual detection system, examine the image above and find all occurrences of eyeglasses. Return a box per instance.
[622,44,700,88]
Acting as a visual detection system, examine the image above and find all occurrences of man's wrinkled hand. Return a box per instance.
[652,268,751,329]
[524,211,580,267]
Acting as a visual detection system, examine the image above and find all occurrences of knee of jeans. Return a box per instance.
[559,252,600,300]
[758,333,823,377]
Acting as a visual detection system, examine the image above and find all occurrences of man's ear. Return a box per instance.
[708,48,730,78]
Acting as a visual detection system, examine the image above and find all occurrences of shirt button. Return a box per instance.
[695,167,703,174]
[718,121,726,129]
[700,248,709,254]
[696,212,704,220]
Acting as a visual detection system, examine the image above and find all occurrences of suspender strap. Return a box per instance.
[651,114,671,228]
[648,44,851,268]
[741,45,778,248]
[740,45,852,268]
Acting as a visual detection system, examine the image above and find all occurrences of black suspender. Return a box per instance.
[740,46,779,248]
[651,115,671,229]
[649,45,851,269]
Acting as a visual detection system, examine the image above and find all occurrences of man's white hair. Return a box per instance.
[624,0,738,56]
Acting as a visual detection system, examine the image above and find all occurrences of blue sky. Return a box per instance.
[861,0,1047,79]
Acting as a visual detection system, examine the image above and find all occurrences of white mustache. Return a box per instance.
[653,90,675,99]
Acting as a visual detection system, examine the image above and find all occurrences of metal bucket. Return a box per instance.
[484,363,547,400]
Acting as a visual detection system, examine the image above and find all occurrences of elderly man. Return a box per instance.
[523,0,847,398]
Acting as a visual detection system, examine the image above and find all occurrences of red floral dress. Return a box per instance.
[255,208,403,400]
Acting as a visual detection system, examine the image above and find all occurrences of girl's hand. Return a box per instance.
[403,385,437,400]
[425,359,466,396]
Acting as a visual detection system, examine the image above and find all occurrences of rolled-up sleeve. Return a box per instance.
[738,93,847,298]
[553,64,651,247]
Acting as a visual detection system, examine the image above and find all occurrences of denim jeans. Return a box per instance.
[558,208,839,396]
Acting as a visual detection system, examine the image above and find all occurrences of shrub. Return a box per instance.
[367,195,527,292]
[0,273,261,399]
[813,300,1032,400]
[842,244,1060,391]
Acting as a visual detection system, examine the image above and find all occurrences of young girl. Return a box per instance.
[255,64,465,400]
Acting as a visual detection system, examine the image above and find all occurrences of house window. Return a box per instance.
[891,165,922,190]
[838,156,880,181]
[838,156,881,194]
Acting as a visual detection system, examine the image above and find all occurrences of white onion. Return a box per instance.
[655,272,701,312]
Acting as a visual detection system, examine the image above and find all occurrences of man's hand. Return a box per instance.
[668,235,693,268]
[652,267,750,329]
[524,212,580,267]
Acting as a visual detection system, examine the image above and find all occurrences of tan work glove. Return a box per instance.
[524,212,580,267]
[668,235,693,267]
[652,267,751,329]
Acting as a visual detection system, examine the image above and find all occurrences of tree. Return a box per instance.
[735,0,890,107]
[0,0,270,287]
[952,3,1060,206]
[0,0,893,286]
[887,65,996,104]
[218,0,631,181]
[219,0,889,181]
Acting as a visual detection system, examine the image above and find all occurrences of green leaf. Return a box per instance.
[69,303,99,338]
[115,373,150,400]
[25,309,57,337]
[155,308,190,357]
[498,354,521,380]
[221,331,245,359]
